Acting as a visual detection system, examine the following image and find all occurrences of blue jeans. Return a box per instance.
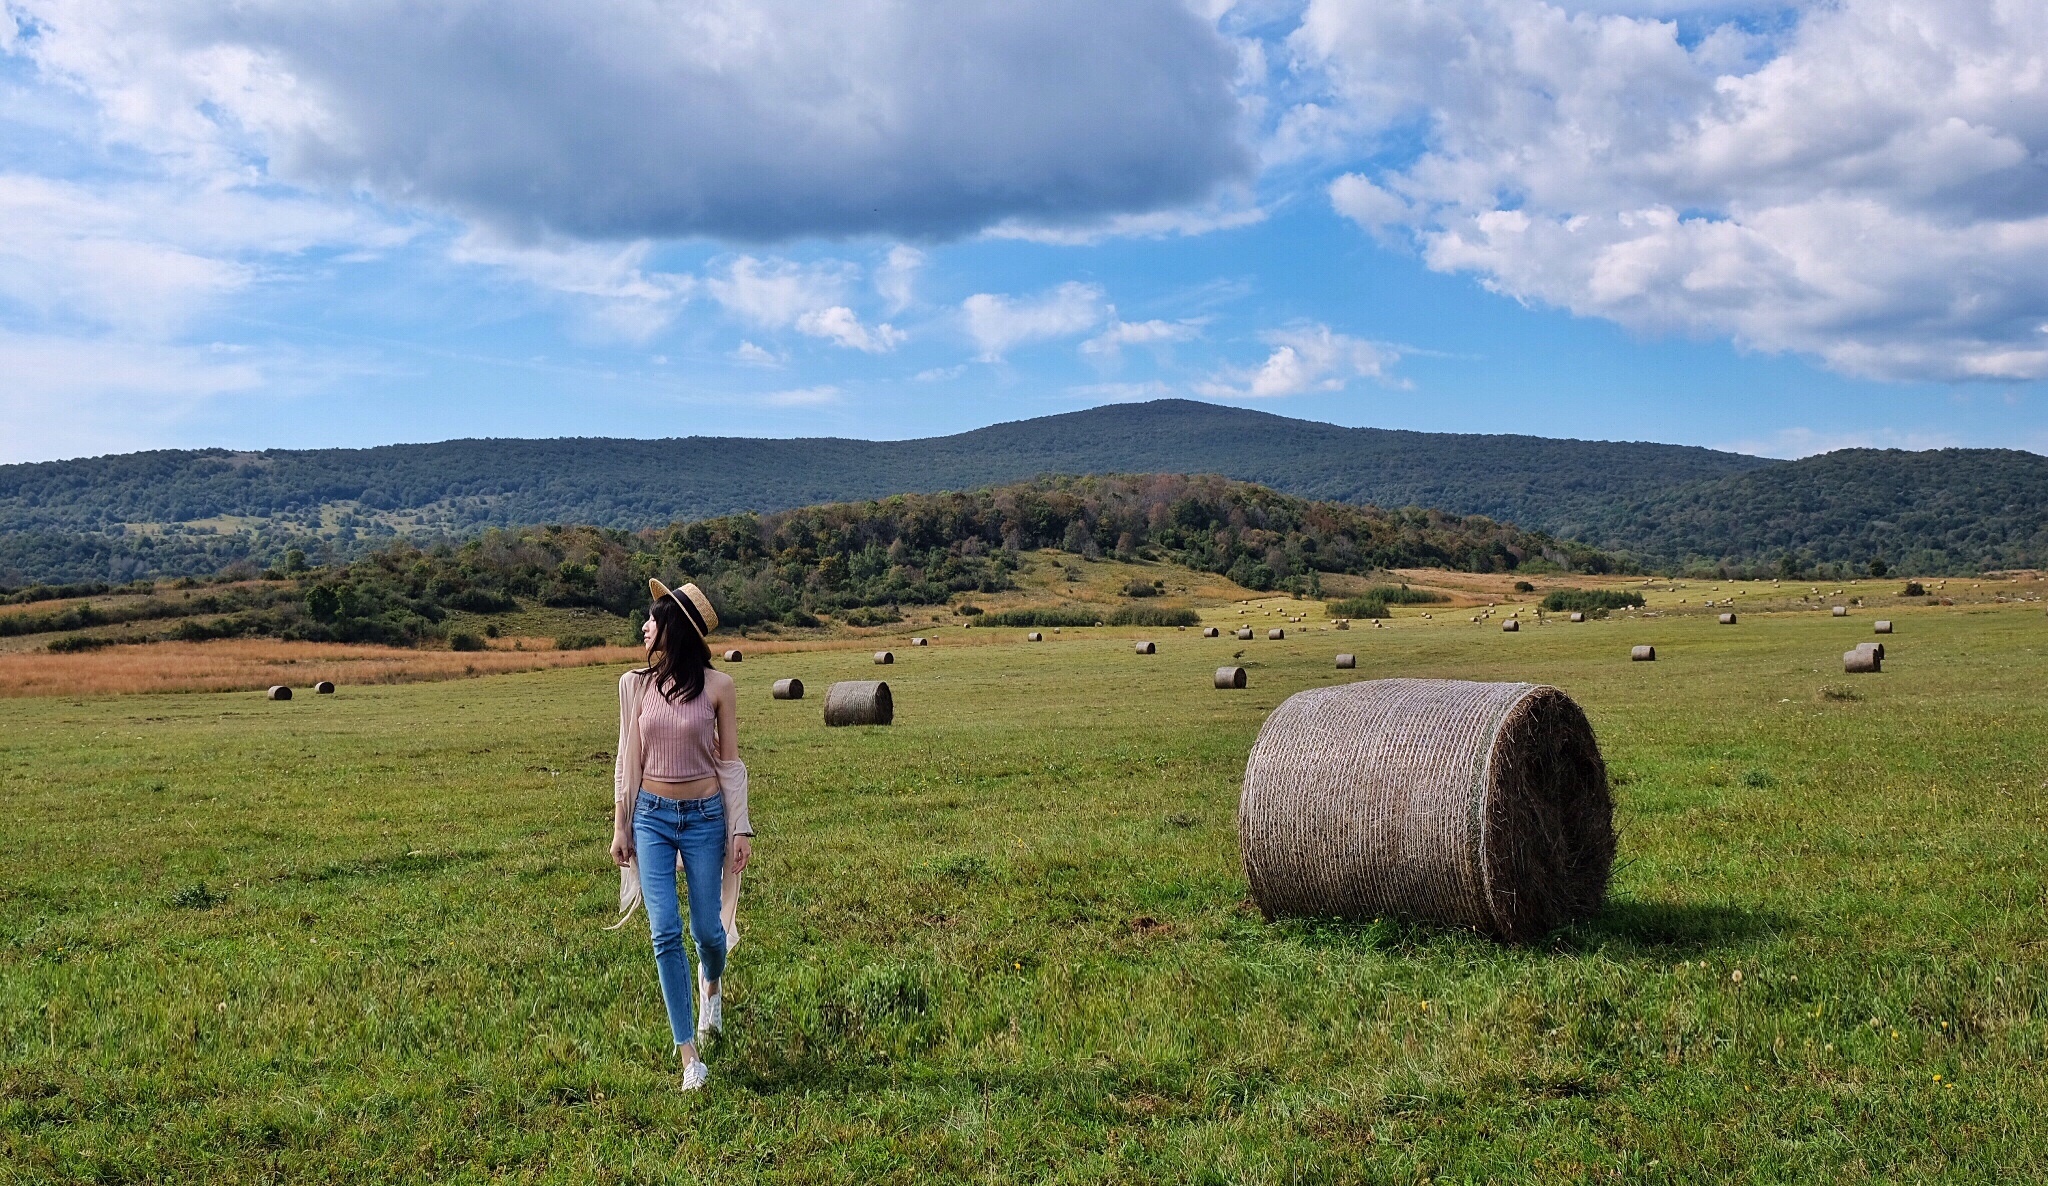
[633,789,729,1046]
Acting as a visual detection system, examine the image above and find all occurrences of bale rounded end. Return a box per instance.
[314,681,336,694]
[772,678,805,700]
[873,651,894,664]
[1335,654,1356,669]
[266,685,292,701]
[1214,666,1247,689]
[824,680,893,726]
[1630,645,1655,661]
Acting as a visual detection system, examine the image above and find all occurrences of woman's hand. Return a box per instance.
[610,828,635,868]
[730,834,752,874]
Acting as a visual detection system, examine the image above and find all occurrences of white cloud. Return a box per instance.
[875,246,923,313]
[730,340,784,367]
[1067,380,1174,401]
[0,330,266,462]
[1080,318,1204,358]
[794,305,904,353]
[983,194,1267,245]
[10,0,1250,241]
[760,384,841,407]
[1197,324,1398,398]
[914,364,967,382]
[450,232,693,343]
[962,282,1108,361]
[705,255,901,351]
[1295,0,2048,381]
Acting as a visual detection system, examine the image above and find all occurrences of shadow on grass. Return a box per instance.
[1555,896,1794,955]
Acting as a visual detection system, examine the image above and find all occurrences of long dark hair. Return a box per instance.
[641,595,713,703]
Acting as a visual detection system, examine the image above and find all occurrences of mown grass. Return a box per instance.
[3,603,2046,1182]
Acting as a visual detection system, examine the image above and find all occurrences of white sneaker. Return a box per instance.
[697,975,723,1038]
[680,1058,710,1092]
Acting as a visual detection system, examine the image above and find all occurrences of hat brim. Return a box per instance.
[648,578,717,638]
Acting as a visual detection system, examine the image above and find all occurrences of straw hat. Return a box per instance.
[648,578,718,638]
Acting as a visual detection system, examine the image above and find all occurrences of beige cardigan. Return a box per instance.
[609,669,752,940]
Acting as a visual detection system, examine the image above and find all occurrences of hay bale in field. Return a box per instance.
[1134,641,1157,654]
[1027,632,1043,642]
[772,678,804,700]
[1856,640,1885,660]
[723,649,744,662]
[1336,619,1349,630]
[1874,620,1892,634]
[1719,613,1737,625]
[1237,628,1254,640]
[314,681,335,694]
[825,680,893,726]
[1569,612,1585,623]
[1843,648,1881,674]
[1238,679,1614,942]
[1215,666,1248,689]
[912,637,928,646]
[266,685,292,701]
[873,650,894,665]
[1203,627,1220,638]
[1502,620,1519,633]
[1269,628,1286,640]
[1336,654,1356,669]
[1832,606,1848,617]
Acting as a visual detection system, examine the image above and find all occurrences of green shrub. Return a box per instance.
[977,608,1099,628]
[1107,605,1199,627]
[955,603,984,616]
[1541,589,1646,613]
[1900,581,1926,597]
[1513,580,1536,592]
[1321,597,1392,619]
[839,606,903,627]
[46,634,113,653]
[553,633,605,651]
[450,633,485,652]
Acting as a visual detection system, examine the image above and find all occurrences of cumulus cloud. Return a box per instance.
[760,384,841,408]
[962,282,1108,361]
[451,233,693,343]
[1197,324,1398,398]
[0,330,266,462]
[706,255,901,351]
[10,0,1250,241]
[1080,318,1204,359]
[730,340,784,368]
[875,246,923,314]
[1297,0,2048,381]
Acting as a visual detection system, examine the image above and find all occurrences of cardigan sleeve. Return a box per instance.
[614,670,644,809]
[715,758,753,838]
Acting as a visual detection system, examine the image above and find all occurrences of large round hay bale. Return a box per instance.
[1335,654,1356,669]
[873,650,894,665]
[1502,620,1520,633]
[1832,606,1848,617]
[824,680,893,726]
[1134,641,1156,654]
[723,649,744,662]
[314,681,336,694]
[772,678,804,700]
[1856,640,1885,661]
[1215,666,1248,689]
[1874,620,1893,634]
[1027,632,1043,642]
[1203,627,1220,638]
[1843,648,1880,674]
[1238,679,1614,942]
[1268,628,1285,640]
[1569,612,1585,623]
[1718,613,1737,625]
[1237,628,1254,640]
[266,685,292,701]
[912,637,929,647]
[1631,645,1656,662]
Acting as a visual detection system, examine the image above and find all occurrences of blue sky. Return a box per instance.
[3,0,2045,464]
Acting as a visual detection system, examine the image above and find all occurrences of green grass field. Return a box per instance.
[4,602,2046,1182]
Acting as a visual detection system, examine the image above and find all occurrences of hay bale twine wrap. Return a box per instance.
[1719,613,1737,625]
[1874,620,1893,634]
[1502,620,1520,633]
[723,649,744,663]
[873,650,895,665]
[1238,679,1614,942]
[1237,628,1254,640]
[1134,641,1156,655]
[1569,612,1585,623]
[1027,632,1043,642]
[772,678,804,700]
[1832,605,1849,617]
[266,685,292,701]
[1203,627,1220,638]
[824,680,893,726]
[912,637,928,647]
[1843,648,1881,674]
[314,681,336,694]
[1215,666,1248,689]
[1336,653,1356,669]
[1269,628,1286,640]
[1631,645,1656,662]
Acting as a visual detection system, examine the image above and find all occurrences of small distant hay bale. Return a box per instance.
[723,649,744,662]
[1631,645,1656,662]
[1027,632,1044,642]
[873,650,895,665]
[1843,648,1881,674]
[1336,654,1356,669]
[912,637,929,646]
[314,681,336,694]
[772,678,804,700]
[1269,628,1286,640]
[1335,619,1349,630]
[1874,620,1892,634]
[1719,613,1737,625]
[1203,627,1220,638]
[825,680,893,726]
[1215,666,1248,689]
[1502,620,1519,633]
[1832,606,1849,617]
[1238,679,1614,942]
[1237,628,1254,640]
[266,685,292,701]
[1569,612,1585,623]
[1134,641,1156,654]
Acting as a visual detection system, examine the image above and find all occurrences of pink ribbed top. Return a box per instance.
[637,686,719,782]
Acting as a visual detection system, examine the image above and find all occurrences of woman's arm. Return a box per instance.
[715,673,752,872]
[610,673,639,867]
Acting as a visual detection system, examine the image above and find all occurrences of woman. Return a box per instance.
[610,578,753,1091]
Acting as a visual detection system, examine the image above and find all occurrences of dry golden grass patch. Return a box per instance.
[0,639,647,698]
